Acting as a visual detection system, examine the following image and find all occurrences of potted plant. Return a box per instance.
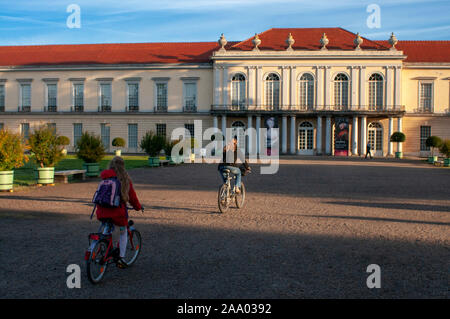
[439,139,450,167]
[0,130,28,192]
[140,131,165,167]
[390,132,406,159]
[425,136,442,163]
[112,137,125,156]
[57,136,70,156]
[76,132,106,177]
[28,125,64,185]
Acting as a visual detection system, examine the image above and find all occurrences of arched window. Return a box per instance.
[231,121,246,150]
[298,121,314,153]
[299,73,315,109]
[334,73,349,109]
[368,73,384,110]
[231,74,246,110]
[265,73,280,110]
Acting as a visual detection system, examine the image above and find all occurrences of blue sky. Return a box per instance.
[0,0,449,45]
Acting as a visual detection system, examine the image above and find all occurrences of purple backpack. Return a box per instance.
[92,177,122,208]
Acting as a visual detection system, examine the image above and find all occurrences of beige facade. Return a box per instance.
[1,34,449,157]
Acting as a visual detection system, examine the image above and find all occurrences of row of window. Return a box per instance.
[230,72,434,111]
[0,80,197,112]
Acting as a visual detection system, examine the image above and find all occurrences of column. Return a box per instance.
[316,116,322,155]
[324,67,331,110]
[394,66,402,110]
[397,117,403,153]
[282,116,287,154]
[352,116,358,155]
[359,66,366,109]
[256,115,261,154]
[316,66,324,109]
[290,67,297,109]
[385,66,393,110]
[213,116,218,128]
[222,66,229,107]
[255,66,262,109]
[290,116,296,154]
[360,116,367,155]
[213,66,221,107]
[221,115,227,141]
[247,115,253,154]
[282,66,289,109]
[388,117,394,156]
[325,116,331,155]
[351,66,358,110]
[247,66,256,108]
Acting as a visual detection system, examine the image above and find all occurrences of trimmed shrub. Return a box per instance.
[112,137,126,148]
[28,125,64,168]
[425,136,442,156]
[57,136,70,146]
[140,131,165,157]
[164,139,182,156]
[0,130,29,171]
[76,132,106,163]
[390,132,406,143]
[439,140,450,158]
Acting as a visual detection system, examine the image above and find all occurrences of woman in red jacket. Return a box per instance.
[96,156,142,268]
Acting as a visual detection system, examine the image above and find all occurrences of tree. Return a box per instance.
[425,136,442,157]
[28,125,64,168]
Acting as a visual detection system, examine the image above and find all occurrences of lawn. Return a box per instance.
[13,155,149,186]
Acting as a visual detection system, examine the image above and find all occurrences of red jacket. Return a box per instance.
[95,169,141,222]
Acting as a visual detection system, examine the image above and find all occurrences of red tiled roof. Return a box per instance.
[374,40,450,63]
[0,42,227,66]
[0,28,448,66]
[231,27,388,51]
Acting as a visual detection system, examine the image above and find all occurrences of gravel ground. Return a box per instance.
[0,157,449,298]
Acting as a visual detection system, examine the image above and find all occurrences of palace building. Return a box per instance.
[0,27,449,157]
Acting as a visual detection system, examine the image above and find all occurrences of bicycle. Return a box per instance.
[218,168,248,214]
[84,206,143,284]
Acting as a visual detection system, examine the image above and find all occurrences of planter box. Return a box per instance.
[444,158,450,167]
[36,167,55,184]
[0,170,14,191]
[428,156,438,164]
[148,157,160,167]
[395,152,403,159]
[82,162,100,177]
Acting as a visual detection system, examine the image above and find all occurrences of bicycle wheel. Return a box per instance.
[86,239,109,284]
[218,183,230,213]
[235,182,246,208]
[123,229,142,266]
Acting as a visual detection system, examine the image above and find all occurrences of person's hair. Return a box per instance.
[108,156,130,203]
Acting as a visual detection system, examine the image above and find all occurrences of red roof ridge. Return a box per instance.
[337,27,389,50]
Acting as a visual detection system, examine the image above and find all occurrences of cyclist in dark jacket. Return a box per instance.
[218,136,250,193]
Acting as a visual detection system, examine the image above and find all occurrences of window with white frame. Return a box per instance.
[419,82,433,112]
[420,126,431,151]
[20,83,31,111]
[73,123,82,146]
[298,73,314,109]
[334,73,349,109]
[265,73,280,110]
[100,83,112,111]
[73,83,84,111]
[128,124,138,149]
[156,123,166,138]
[231,74,246,110]
[368,73,383,110]
[47,83,57,112]
[21,123,30,141]
[127,83,139,111]
[156,83,168,111]
[0,84,5,112]
[183,82,197,111]
[101,123,111,150]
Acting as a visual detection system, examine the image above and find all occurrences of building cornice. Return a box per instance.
[403,63,450,69]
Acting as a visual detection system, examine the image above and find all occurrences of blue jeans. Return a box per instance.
[220,166,241,188]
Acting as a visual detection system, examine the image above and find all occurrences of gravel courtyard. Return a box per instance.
[0,157,449,299]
